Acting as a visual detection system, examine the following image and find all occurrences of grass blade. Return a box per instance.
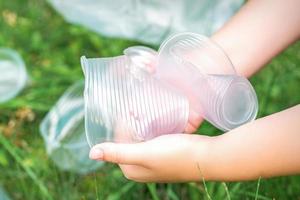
[107,181,135,200]
[167,184,180,200]
[146,183,160,200]
[222,182,231,200]
[197,163,212,200]
[0,133,52,200]
[255,177,262,200]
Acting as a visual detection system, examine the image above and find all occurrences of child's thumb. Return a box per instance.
[89,142,145,165]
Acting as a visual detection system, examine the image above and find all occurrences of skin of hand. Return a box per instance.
[90,133,211,182]
[90,105,300,182]
[211,0,300,78]
[90,0,300,182]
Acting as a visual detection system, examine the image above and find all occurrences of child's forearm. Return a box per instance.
[196,0,300,181]
[199,105,300,181]
[211,0,300,78]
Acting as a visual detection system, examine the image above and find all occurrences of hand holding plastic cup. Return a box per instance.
[81,32,258,147]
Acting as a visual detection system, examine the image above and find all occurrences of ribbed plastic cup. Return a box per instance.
[156,32,258,131]
[39,81,103,173]
[81,46,189,147]
[0,48,28,103]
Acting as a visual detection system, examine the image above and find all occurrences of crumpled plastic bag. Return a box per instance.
[0,48,28,103]
[40,81,103,174]
[47,0,243,44]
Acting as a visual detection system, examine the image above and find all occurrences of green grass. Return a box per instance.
[0,0,300,199]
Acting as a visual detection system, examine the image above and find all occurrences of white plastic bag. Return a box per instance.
[47,0,243,44]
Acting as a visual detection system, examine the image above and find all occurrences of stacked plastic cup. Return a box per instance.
[81,32,258,147]
[0,48,28,103]
[40,81,103,173]
[156,32,258,131]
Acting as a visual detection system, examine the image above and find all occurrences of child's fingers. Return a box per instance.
[119,164,152,182]
[184,110,203,133]
[89,142,146,165]
[184,123,198,133]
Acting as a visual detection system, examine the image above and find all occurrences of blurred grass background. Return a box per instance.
[0,0,299,199]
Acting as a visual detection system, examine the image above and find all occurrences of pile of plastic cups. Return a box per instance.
[81,32,258,148]
[0,32,259,172]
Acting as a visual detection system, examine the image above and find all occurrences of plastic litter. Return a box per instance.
[0,48,28,103]
[47,0,243,45]
[81,47,189,146]
[81,32,258,147]
[156,32,258,131]
[40,81,103,173]
[0,186,11,200]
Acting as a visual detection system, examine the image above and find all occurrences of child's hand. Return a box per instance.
[89,133,211,182]
[90,105,300,182]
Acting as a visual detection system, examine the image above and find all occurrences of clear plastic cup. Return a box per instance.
[39,81,103,173]
[156,32,258,131]
[81,46,189,147]
[0,48,28,103]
